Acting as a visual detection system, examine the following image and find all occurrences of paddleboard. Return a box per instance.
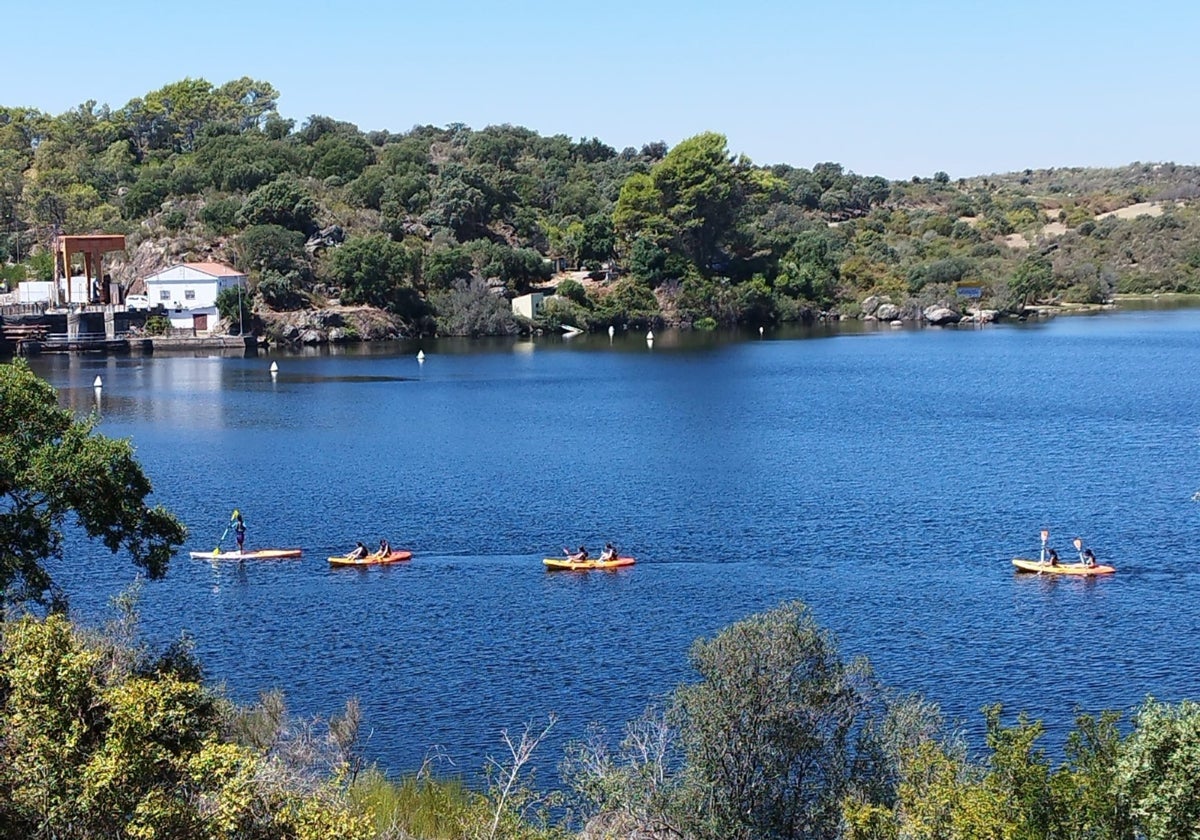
[1012,558,1115,576]
[543,556,636,570]
[189,548,302,560]
[328,550,413,567]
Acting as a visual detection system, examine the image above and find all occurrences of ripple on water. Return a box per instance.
[31,311,1200,775]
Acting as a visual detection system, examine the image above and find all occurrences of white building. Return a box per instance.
[142,262,247,334]
[511,292,544,320]
[17,277,93,305]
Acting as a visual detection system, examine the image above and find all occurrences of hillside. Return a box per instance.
[2,77,1198,337]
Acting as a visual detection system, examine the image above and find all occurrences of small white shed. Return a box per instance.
[511,292,544,320]
[142,262,247,334]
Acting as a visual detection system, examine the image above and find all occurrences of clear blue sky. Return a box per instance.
[5,0,1197,180]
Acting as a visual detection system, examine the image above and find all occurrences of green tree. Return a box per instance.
[238,175,318,234]
[1116,698,1200,839]
[423,246,474,290]
[673,601,886,840]
[1010,253,1054,307]
[236,224,308,277]
[328,234,422,316]
[556,278,588,305]
[311,134,374,182]
[256,271,307,310]
[1052,710,1134,840]
[613,172,669,250]
[594,277,661,328]
[0,360,186,608]
[215,285,251,333]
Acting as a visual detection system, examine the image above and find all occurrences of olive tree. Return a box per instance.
[1116,698,1200,839]
[673,601,890,840]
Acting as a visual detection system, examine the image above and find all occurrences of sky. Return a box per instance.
[4,0,1197,180]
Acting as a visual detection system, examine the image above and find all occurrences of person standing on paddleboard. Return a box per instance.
[233,510,246,552]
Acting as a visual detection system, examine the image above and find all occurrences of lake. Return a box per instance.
[27,308,1200,778]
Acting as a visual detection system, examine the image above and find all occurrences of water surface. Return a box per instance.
[30,311,1200,776]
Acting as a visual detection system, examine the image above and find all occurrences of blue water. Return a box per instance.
[27,310,1200,777]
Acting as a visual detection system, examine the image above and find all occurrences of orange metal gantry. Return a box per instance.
[54,234,126,306]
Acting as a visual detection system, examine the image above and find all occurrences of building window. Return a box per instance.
[159,290,170,301]
[184,290,196,300]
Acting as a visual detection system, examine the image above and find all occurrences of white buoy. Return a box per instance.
[93,375,102,388]
[608,325,615,339]
[269,362,278,373]
[417,350,425,361]
[646,329,654,341]
[759,326,764,337]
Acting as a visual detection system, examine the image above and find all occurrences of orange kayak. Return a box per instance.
[543,556,635,571]
[1012,558,1115,576]
[328,550,413,567]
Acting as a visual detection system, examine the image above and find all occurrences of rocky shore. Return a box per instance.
[254,305,406,346]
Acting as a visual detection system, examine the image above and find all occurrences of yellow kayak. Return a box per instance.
[1012,558,1115,576]
[543,556,635,571]
[189,548,302,560]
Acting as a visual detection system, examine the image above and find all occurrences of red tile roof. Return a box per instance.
[181,261,244,277]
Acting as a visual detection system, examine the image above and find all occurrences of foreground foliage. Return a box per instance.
[0,359,185,608]
[567,602,1200,840]
[2,595,1200,839]
[0,610,370,840]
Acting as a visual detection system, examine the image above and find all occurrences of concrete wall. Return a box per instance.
[512,292,544,319]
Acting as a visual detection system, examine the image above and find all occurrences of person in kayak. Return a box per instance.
[599,542,617,561]
[233,510,246,552]
[348,541,369,560]
[377,538,392,557]
[1047,548,1060,567]
[564,545,589,563]
[1083,547,1098,567]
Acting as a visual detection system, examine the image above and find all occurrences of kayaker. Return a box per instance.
[1047,548,1060,567]
[233,510,246,552]
[378,538,391,557]
[600,542,616,561]
[1083,548,1098,568]
[348,541,369,560]
[564,545,589,563]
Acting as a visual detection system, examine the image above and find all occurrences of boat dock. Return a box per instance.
[1,307,256,357]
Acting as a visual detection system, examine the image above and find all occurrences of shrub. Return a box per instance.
[555,278,588,305]
[200,196,243,234]
[673,602,889,840]
[349,768,474,839]
[162,209,187,231]
[431,278,520,336]
[144,315,170,336]
[256,271,306,310]
[237,224,308,277]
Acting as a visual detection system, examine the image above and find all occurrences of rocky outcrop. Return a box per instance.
[304,225,345,255]
[256,305,405,345]
[876,302,901,321]
[923,305,962,326]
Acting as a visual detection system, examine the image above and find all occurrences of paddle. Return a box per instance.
[1039,529,1049,564]
[212,509,239,555]
[1073,537,1084,564]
